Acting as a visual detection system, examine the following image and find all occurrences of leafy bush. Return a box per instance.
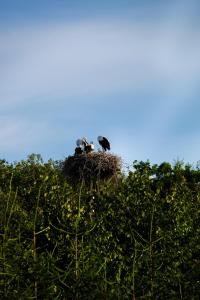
[0,155,199,299]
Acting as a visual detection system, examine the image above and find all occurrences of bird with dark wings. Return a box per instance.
[97,136,110,151]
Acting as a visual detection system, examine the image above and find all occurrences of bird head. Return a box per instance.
[76,139,83,147]
[97,136,103,142]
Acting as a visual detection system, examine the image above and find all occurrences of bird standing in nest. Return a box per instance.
[74,139,83,155]
[82,137,94,154]
[85,141,95,154]
[97,136,110,151]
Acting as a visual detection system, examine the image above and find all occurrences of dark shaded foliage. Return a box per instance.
[0,155,199,299]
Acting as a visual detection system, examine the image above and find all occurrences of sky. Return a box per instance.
[0,0,200,169]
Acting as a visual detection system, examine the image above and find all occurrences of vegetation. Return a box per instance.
[0,154,199,299]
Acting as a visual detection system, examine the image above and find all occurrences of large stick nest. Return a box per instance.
[62,152,122,185]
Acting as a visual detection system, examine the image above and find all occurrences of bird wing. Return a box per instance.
[103,137,110,150]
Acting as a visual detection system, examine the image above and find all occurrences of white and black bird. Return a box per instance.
[85,141,95,154]
[81,137,94,154]
[74,138,83,155]
[82,137,89,150]
[97,136,110,151]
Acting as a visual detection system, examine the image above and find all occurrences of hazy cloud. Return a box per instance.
[1,19,200,107]
[1,4,200,164]
[0,117,49,153]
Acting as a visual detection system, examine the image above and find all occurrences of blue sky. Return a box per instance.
[1,0,200,168]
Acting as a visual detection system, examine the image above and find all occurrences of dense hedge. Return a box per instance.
[0,154,199,299]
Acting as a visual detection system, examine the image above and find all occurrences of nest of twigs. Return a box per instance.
[62,152,122,185]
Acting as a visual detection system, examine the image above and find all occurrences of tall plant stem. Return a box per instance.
[33,185,42,299]
[149,204,155,296]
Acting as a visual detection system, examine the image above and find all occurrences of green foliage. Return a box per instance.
[0,154,199,299]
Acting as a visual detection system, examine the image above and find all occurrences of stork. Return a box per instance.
[97,136,110,151]
[74,138,83,155]
[85,141,95,154]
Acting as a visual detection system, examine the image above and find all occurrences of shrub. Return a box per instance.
[0,155,199,299]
